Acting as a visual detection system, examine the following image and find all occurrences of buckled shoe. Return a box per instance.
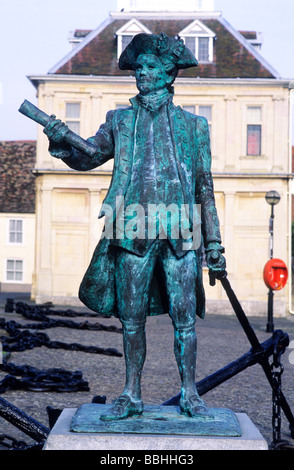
[180,395,214,419]
[100,394,143,421]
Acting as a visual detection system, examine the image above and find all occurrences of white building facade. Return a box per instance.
[28,3,293,315]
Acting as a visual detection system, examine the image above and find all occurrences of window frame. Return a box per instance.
[179,20,215,64]
[246,105,263,157]
[7,218,24,245]
[65,102,81,135]
[115,104,129,110]
[183,36,213,63]
[117,33,134,59]
[182,104,212,136]
[5,259,24,283]
[116,19,152,59]
[247,124,262,156]
[121,35,133,53]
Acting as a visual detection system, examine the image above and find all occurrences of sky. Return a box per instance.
[1,0,294,141]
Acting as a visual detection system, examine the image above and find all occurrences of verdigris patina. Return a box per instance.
[71,404,241,436]
[43,33,226,422]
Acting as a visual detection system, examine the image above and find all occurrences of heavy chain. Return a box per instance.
[271,356,284,444]
[0,433,28,450]
[269,336,294,450]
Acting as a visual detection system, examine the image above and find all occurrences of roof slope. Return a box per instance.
[51,16,278,79]
[0,141,36,214]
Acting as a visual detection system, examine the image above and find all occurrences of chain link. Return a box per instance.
[269,337,294,450]
[271,360,283,444]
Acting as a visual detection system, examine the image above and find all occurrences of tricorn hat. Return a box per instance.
[119,33,198,71]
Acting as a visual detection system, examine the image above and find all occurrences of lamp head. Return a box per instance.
[265,190,280,206]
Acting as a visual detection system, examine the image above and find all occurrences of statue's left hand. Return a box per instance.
[206,249,226,282]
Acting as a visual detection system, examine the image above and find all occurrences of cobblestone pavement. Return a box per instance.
[0,294,294,450]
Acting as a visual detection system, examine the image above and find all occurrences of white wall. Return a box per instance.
[0,213,35,292]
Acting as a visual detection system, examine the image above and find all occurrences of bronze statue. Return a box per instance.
[42,33,226,421]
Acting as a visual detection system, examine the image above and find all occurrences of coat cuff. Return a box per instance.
[205,242,225,254]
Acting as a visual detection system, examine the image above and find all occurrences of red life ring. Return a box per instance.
[263,259,288,291]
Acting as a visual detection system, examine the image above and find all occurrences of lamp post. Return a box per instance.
[265,190,280,332]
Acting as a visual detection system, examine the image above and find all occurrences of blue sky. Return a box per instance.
[1,0,294,140]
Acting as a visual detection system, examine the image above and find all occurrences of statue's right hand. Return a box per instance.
[43,115,69,143]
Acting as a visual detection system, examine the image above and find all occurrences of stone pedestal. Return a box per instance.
[43,405,268,450]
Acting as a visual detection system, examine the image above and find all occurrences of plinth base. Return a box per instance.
[71,404,242,436]
[43,405,268,450]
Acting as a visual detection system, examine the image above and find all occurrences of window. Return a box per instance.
[116,19,152,59]
[116,104,129,109]
[183,105,212,135]
[121,35,133,52]
[247,106,262,156]
[179,20,215,63]
[201,243,207,268]
[117,33,134,59]
[199,105,212,135]
[6,259,23,282]
[184,36,212,62]
[182,105,196,114]
[185,37,196,56]
[198,37,210,62]
[65,102,80,134]
[8,219,23,244]
[247,126,261,155]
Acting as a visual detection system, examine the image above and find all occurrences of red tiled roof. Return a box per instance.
[0,141,36,214]
[54,18,275,79]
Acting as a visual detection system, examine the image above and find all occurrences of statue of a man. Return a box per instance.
[44,33,226,421]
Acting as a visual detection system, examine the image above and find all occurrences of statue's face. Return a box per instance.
[134,54,171,95]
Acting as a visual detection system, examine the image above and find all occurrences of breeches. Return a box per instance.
[114,240,198,330]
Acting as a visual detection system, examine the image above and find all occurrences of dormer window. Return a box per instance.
[185,36,210,62]
[116,19,151,59]
[122,35,133,52]
[179,20,215,63]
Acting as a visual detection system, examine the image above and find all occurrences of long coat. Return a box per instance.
[55,96,222,320]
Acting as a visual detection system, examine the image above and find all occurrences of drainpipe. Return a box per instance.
[288,81,294,314]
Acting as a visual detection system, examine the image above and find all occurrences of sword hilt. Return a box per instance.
[209,250,220,286]
[208,250,227,286]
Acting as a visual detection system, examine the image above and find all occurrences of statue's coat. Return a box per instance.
[56,96,222,319]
